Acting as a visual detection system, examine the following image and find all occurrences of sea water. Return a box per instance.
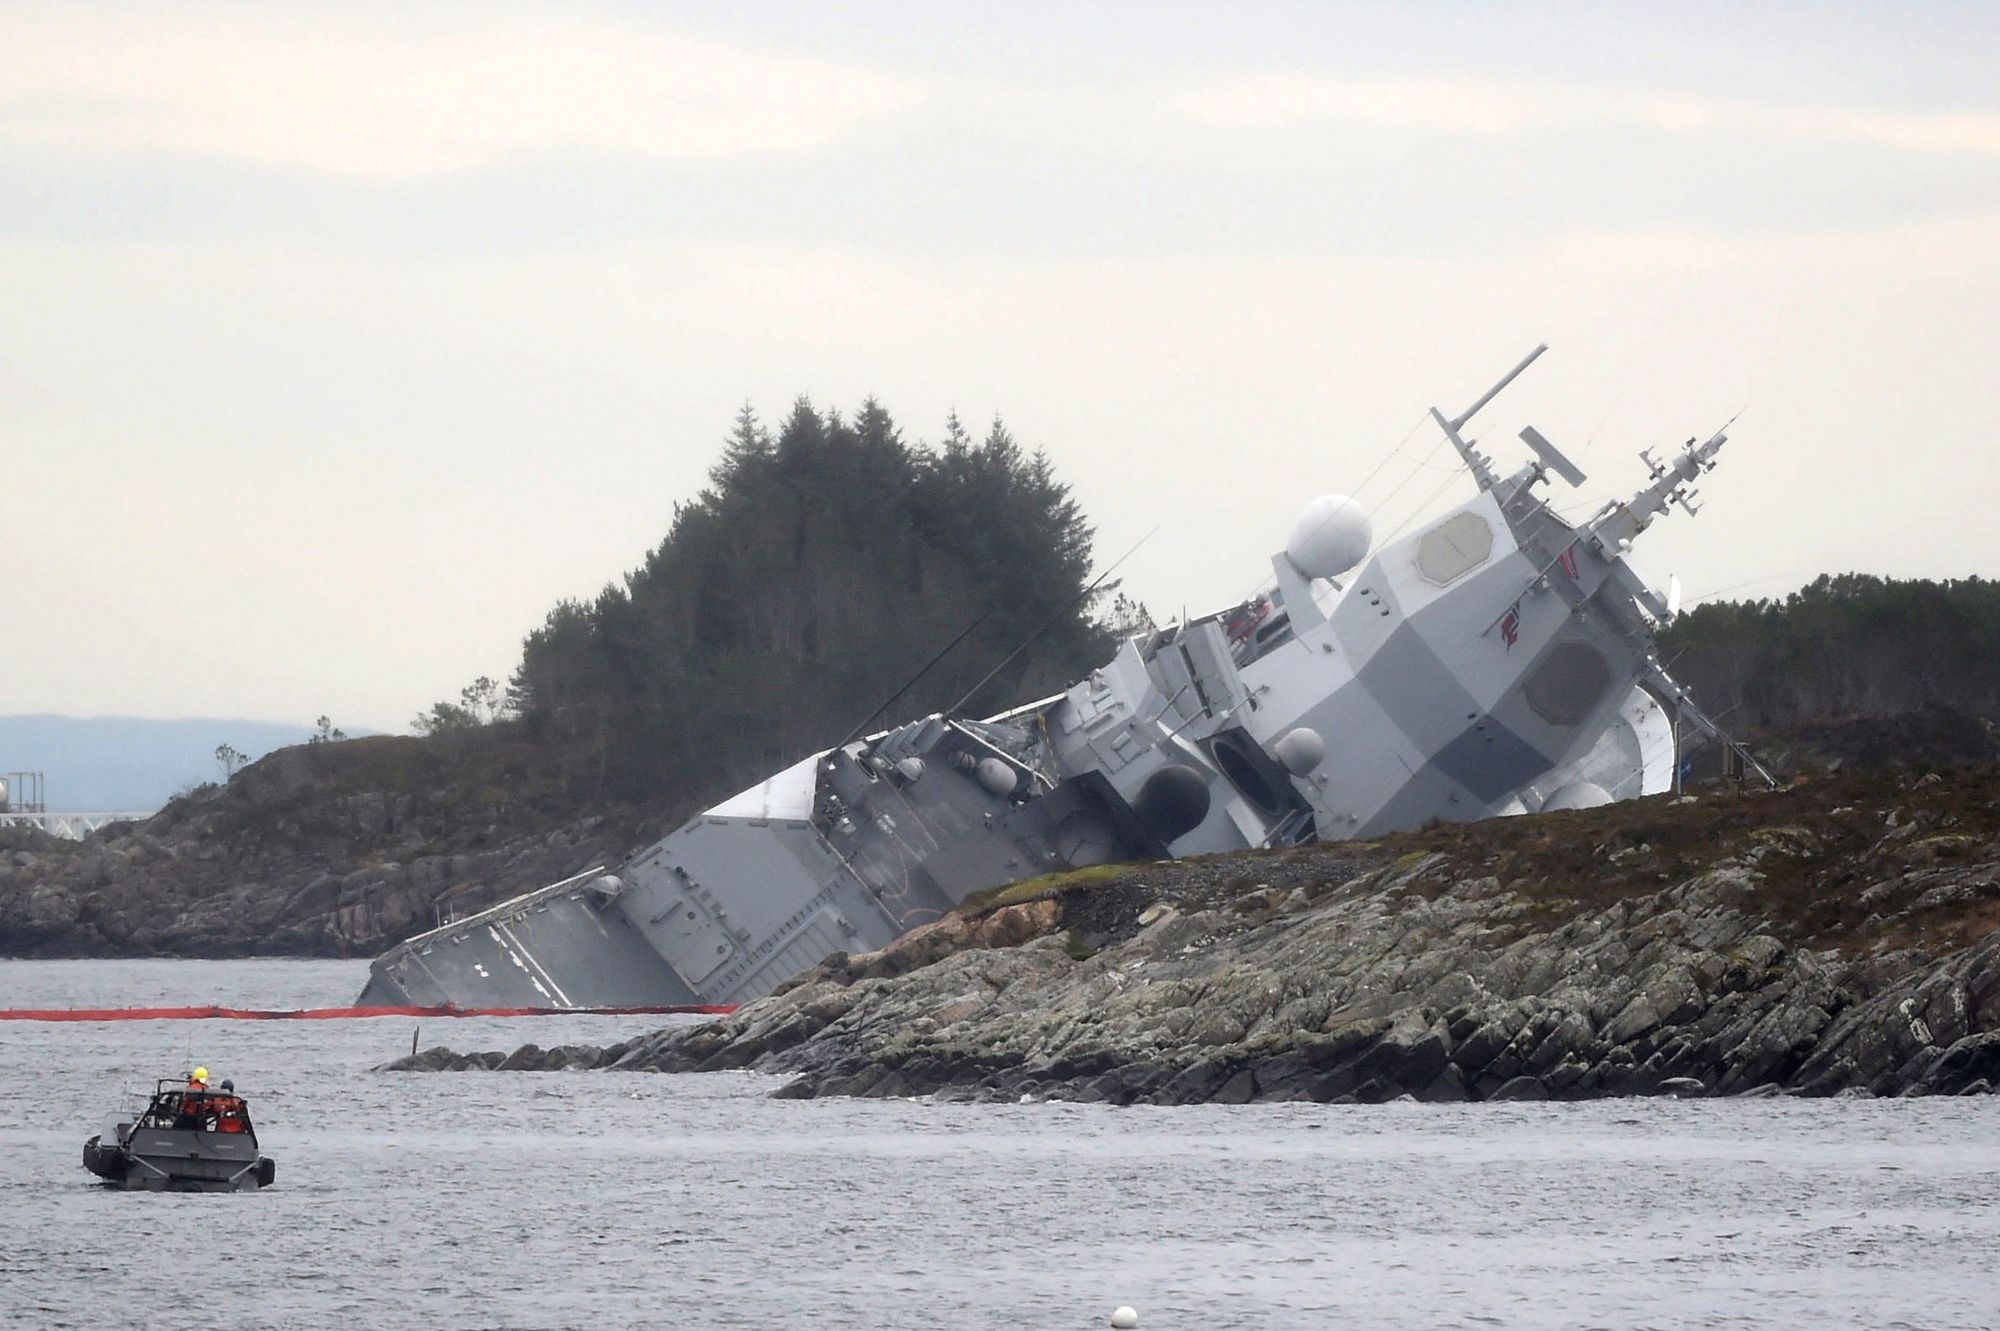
[2,959,1995,1330]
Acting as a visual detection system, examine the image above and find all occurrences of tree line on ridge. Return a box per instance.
[488,397,1143,804]
[414,402,1997,812]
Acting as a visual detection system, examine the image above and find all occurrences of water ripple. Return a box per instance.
[4,958,1998,1330]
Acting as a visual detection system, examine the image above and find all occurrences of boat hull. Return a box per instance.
[84,1131,275,1192]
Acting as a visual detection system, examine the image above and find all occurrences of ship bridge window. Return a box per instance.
[1230,611,1295,667]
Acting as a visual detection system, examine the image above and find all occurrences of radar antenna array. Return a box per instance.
[1518,425,1587,487]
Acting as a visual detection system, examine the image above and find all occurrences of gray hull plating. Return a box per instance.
[83,1127,269,1191]
[84,1087,275,1192]
[362,348,1751,1012]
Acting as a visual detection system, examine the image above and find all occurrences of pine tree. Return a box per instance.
[511,397,1120,802]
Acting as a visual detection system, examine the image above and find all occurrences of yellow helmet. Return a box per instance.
[192,1067,209,1083]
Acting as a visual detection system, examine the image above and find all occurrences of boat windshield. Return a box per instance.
[137,1086,255,1135]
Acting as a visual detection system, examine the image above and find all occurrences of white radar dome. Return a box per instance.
[1272,727,1326,776]
[1285,494,1371,579]
[976,757,1021,799]
[1541,781,1612,813]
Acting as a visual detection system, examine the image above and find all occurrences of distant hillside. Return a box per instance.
[1661,573,2000,728]
[0,715,320,811]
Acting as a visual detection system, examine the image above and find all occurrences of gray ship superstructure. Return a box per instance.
[360,346,1756,1011]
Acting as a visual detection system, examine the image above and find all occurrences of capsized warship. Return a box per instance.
[360,346,1763,1011]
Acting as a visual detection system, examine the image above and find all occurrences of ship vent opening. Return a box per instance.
[1206,730,1299,820]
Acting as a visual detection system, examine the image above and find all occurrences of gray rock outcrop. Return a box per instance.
[389,766,2000,1103]
[0,735,659,957]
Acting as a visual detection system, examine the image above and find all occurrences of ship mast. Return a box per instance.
[1429,343,1549,492]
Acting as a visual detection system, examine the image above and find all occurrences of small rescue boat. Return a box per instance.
[83,1075,276,1192]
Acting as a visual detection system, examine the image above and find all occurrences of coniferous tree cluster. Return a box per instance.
[1661,573,2000,728]
[508,397,1141,802]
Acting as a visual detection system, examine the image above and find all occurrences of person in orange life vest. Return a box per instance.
[212,1078,247,1133]
[173,1067,212,1128]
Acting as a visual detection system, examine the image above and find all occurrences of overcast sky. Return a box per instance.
[4,1,1995,733]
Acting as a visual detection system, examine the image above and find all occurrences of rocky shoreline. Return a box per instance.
[387,766,2000,1103]
[7,707,1992,966]
[0,735,663,957]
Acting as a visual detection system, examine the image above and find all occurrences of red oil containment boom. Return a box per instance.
[0,1003,736,1022]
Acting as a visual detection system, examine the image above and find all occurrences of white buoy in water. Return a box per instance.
[1110,1308,1139,1329]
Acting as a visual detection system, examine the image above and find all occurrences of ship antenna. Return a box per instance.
[943,528,1158,719]
[1431,343,1548,491]
[837,605,1000,748]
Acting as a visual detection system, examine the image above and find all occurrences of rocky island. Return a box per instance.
[0,734,664,957]
[0,397,1131,961]
[391,763,2000,1102]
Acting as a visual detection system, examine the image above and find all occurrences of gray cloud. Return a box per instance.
[4,2,1995,729]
